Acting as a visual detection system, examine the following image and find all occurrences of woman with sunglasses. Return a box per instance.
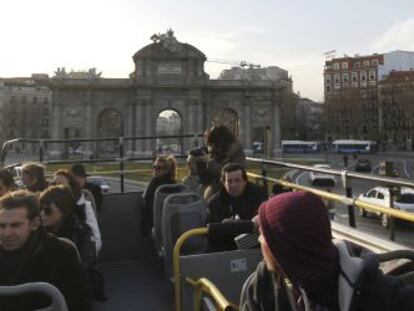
[142,155,177,235]
[52,169,102,254]
[40,185,97,270]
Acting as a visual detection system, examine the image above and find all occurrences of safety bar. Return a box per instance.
[0,282,68,311]
[186,277,237,311]
[173,228,208,311]
[247,157,414,189]
[248,172,414,224]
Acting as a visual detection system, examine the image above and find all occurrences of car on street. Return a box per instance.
[357,186,414,228]
[87,176,111,193]
[354,159,372,172]
[309,164,336,186]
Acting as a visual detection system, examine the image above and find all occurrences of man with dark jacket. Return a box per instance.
[207,163,267,223]
[71,164,103,212]
[0,190,92,311]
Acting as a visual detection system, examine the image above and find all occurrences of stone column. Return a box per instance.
[83,89,93,159]
[50,89,63,158]
[144,101,152,155]
[134,101,145,156]
[243,100,252,155]
[271,98,282,157]
[126,103,135,156]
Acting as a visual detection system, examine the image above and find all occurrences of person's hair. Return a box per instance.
[40,185,77,218]
[155,155,177,181]
[0,168,16,190]
[0,190,40,220]
[207,126,236,161]
[54,169,82,200]
[187,148,207,175]
[221,163,248,182]
[22,162,47,185]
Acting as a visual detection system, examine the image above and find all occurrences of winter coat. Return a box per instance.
[142,173,175,234]
[77,195,102,254]
[0,230,92,311]
[207,182,267,223]
[240,240,414,311]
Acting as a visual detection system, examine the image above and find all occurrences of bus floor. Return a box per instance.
[93,257,173,311]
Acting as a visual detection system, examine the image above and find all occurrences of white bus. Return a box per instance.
[332,139,377,153]
[281,140,320,153]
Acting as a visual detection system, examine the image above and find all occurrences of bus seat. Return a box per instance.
[161,192,207,278]
[58,237,81,262]
[153,184,189,255]
[0,282,69,311]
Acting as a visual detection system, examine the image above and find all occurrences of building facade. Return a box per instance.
[379,71,414,150]
[324,50,414,147]
[0,78,52,153]
[295,98,324,140]
[33,30,292,158]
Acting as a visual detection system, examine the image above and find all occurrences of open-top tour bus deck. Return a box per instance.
[1,136,414,311]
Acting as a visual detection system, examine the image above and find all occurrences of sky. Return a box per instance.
[1,0,414,102]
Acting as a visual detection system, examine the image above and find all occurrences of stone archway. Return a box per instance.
[212,108,239,137]
[97,109,123,153]
[156,109,183,154]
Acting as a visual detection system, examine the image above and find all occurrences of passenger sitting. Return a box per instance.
[0,168,16,197]
[181,147,207,195]
[142,155,177,235]
[207,163,267,223]
[21,162,49,193]
[52,169,102,254]
[39,185,97,270]
[240,191,414,311]
[0,190,91,311]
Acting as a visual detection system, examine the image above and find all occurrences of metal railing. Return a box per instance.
[1,134,203,193]
[247,156,414,241]
[186,277,237,311]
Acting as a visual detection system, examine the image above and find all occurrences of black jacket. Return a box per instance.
[240,241,414,311]
[142,173,175,233]
[0,230,92,311]
[53,214,97,269]
[85,181,103,212]
[207,182,267,223]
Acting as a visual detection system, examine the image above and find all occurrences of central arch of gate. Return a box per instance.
[45,31,288,158]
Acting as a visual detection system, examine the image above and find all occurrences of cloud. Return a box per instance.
[374,18,414,52]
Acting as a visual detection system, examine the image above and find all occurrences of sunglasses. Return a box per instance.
[41,205,55,216]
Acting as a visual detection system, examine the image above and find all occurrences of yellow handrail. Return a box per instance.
[173,227,208,311]
[186,277,238,311]
[248,173,414,223]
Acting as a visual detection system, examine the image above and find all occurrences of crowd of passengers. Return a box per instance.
[143,125,414,310]
[0,124,414,310]
[0,162,104,310]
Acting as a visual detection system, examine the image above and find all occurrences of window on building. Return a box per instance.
[363,60,370,67]
[334,73,340,83]
[32,97,37,103]
[354,62,361,68]
[42,129,49,138]
[326,86,331,92]
[352,72,358,82]
[325,74,331,84]
[342,62,348,70]
[369,70,376,80]
[342,73,349,82]
[333,63,340,70]
[371,59,378,66]
[360,71,367,81]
